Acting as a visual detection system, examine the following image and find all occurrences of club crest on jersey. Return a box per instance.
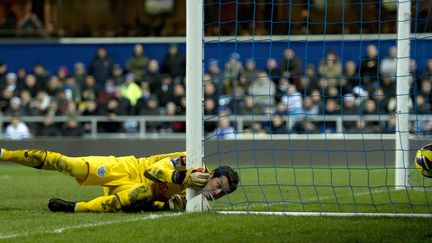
[170,156,186,168]
[97,165,107,177]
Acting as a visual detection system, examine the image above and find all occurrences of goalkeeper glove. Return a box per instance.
[183,168,210,189]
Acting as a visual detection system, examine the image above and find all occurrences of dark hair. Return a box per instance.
[213,166,239,193]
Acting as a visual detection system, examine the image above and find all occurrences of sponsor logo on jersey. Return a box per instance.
[97,165,107,177]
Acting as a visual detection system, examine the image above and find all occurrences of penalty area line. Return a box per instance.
[0,212,183,240]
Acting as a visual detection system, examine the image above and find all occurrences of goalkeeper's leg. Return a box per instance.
[0,148,88,181]
[53,183,154,213]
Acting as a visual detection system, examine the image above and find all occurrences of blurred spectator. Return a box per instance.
[4,96,25,116]
[343,60,359,93]
[36,115,62,137]
[275,76,289,102]
[207,59,223,88]
[33,63,49,89]
[361,98,378,115]
[342,93,359,115]
[324,99,340,115]
[121,73,142,106]
[204,98,218,116]
[303,96,319,115]
[81,75,100,102]
[57,66,69,82]
[419,78,431,102]
[310,89,323,114]
[347,119,376,133]
[159,102,185,133]
[16,67,27,85]
[380,46,397,80]
[126,43,149,81]
[19,90,33,115]
[280,48,301,74]
[223,52,244,95]
[421,59,432,79]
[265,58,281,83]
[17,12,43,37]
[146,59,161,92]
[360,44,380,83]
[268,114,288,134]
[238,95,261,115]
[383,115,396,133]
[0,62,8,87]
[211,116,236,139]
[96,80,116,108]
[413,95,430,114]
[172,83,186,110]
[111,64,125,85]
[281,85,303,115]
[248,72,275,110]
[318,51,342,79]
[372,88,389,113]
[238,58,259,96]
[46,76,63,97]
[89,47,114,85]
[136,95,160,116]
[204,78,218,105]
[161,43,185,80]
[244,122,267,135]
[73,62,87,87]
[64,101,80,116]
[45,99,60,117]
[22,74,40,98]
[64,76,81,102]
[5,116,30,140]
[156,74,174,108]
[62,118,85,137]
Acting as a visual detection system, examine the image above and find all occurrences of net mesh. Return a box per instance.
[201,0,432,214]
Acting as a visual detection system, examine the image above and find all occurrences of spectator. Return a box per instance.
[413,95,430,114]
[161,43,185,80]
[121,73,142,107]
[310,89,323,114]
[45,99,61,117]
[342,93,359,115]
[126,43,149,81]
[275,76,289,103]
[347,119,376,133]
[57,66,69,83]
[156,74,174,108]
[73,62,87,87]
[380,46,397,80]
[324,99,340,115]
[343,60,360,94]
[268,114,288,134]
[318,51,342,79]
[64,76,81,102]
[419,78,431,102]
[46,76,63,97]
[22,74,40,98]
[303,96,319,115]
[16,68,27,86]
[64,101,80,117]
[238,58,259,96]
[207,59,223,88]
[211,116,236,139]
[172,83,186,111]
[244,122,267,135]
[265,58,281,83]
[204,99,218,116]
[89,47,114,85]
[372,87,389,114]
[0,62,8,86]
[81,75,100,102]
[62,118,85,137]
[5,116,30,140]
[17,12,43,37]
[36,115,62,137]
[238,95,261,115]
[33,63,49,90]
[421,59,432,79]
[19,90,33,115]
[383,115,396,133]
[204,78,218,105]
[146,59,161,92]
[280,48,301,74]
[248,72,276,110]
[362,98,378,115]
[136,95,160,116]
[111,64,125,85]
[159,102,185,133]
[223,52,244,95]
[281,85,303,115]
[360,44,380,83]
[4,96,25,116]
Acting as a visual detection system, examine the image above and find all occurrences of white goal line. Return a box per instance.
[217,211,432,218]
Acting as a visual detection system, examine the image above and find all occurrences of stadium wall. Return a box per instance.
[0,37,430,74]
[0,138,427,166]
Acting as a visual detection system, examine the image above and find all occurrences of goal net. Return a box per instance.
[187,0,432,216]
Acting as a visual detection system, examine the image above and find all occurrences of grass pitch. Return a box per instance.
[0,165,431,242]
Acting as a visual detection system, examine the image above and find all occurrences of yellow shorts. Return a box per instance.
[78,155,143,189]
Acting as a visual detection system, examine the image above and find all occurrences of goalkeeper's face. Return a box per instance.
[201,175,231,200]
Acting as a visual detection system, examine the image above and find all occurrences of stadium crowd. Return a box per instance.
[0,43,431,139]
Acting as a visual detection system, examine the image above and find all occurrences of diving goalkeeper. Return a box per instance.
[0,148,239,213]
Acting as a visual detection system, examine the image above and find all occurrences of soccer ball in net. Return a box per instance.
[415,143,432,178]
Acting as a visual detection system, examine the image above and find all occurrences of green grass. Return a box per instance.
[0,165,431,242]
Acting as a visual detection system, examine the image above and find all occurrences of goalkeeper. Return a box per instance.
[0,148,239,213]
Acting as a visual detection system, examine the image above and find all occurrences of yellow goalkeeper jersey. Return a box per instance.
[79,151,187,202]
